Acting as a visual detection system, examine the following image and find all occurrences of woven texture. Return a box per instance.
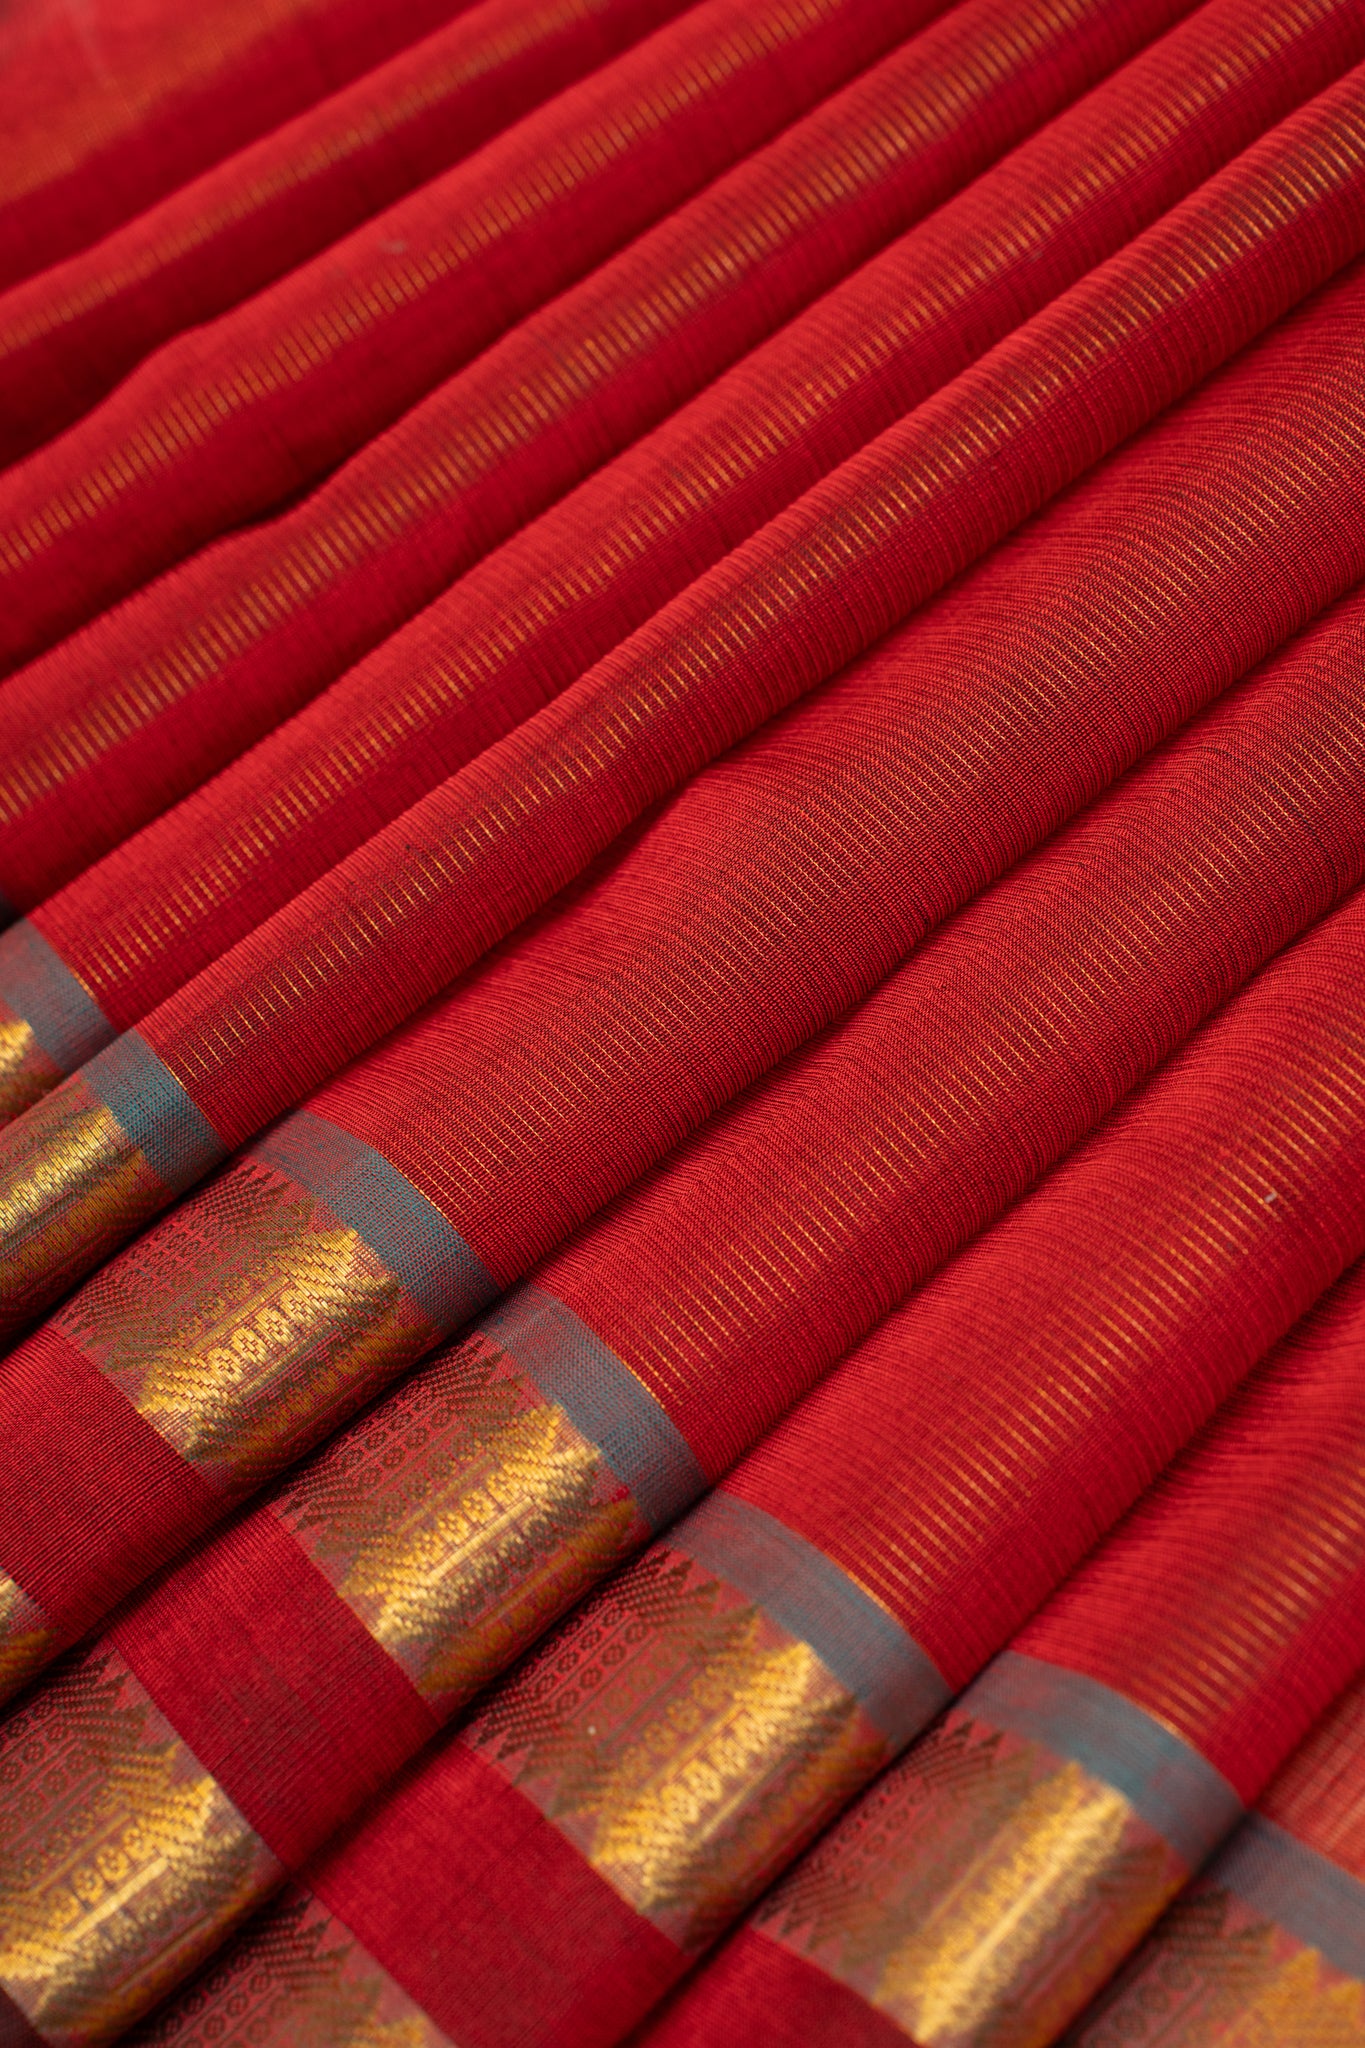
[4,81,1364,1337]
[1,0,1356,1032]
[114,884,1365,2048]
[0,0,696,466]
[0,0,477,291]
[0,0,1212,908]
[0,0,937,669]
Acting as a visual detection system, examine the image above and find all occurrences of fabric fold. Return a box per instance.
[4,77,1362,1320]
[109,887,1365,2048]
[1073,1662,1365,2045]
[1,630,1364,2039]
[0,0,1217,909]
[0,0,696,466]
[0,0,476,292]
[653,1259,1365,2047]
[1,0,1357,1086]
[0,0,942,668]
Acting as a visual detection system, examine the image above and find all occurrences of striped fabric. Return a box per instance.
[89,884,1365,2048]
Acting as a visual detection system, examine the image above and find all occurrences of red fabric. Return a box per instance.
[0,0,1204,911]
[640,1930,907,2048]
[1020,1260,1365,1800]
[10,0,1355,1006]
[0,0,694,467]
[1261,1665,1365,1878]
[139,79,1365,1158]
[0,1325,219,1644]
[0,0,476,292]
[112,1510,438,1868]
[8,555,1365,1799]
[263,886,1365,2048]
[313,1744,682,2048]
[0,0,933,670]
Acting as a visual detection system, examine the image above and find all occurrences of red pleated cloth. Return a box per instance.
[5,335,1365,1704]
[0,0,476,291]
[1076,1653,1365,2043]
[104,886,1365,2048]
[0,0,696,466]
[648,1255,1365,2048]
[3,607,1365,2036]
[0,0,1214,912]
[0,0,939,668]
[1,0,1357,1100]
[4,81,1363,1331]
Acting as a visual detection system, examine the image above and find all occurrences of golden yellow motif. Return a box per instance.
[0,1073,165,1322]
[761,1711,1187,2048]
[0,1645,282,2047]
[1075,1882,1365,2046]
[60,1155,436,1493]
[0,1567,56,1700]
[0,1002,65,1124]
[275,1334,644,1716]
[132,1886,450,2048]
[467,1545,887,1951]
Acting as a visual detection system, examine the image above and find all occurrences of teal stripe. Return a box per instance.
[672,1491,950,1749]
[481,1286,706,1534]
[971,1652,1243,1869]
[1216,1814,1365,1982]
[85,1033,228,1194]
[254,1110,494,1333]
[0,921,112,1073]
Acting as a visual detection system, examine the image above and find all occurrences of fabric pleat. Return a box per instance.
[0,0,943,669]
[648,1255,1365,2048]
[0,0,1213,910]
[0,0,1356,1090]
[1074,1652,1365,2044]
[0,0,698,466]
[3,81,1362,1329]
[0,597,1363,2041]
[0,0,478,291]
[92,883,1365,2048]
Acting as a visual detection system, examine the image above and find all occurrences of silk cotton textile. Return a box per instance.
[1,638,1364,2038]
[0,0,1213,911]
[0,0,1359,1083]
[96,885,1365,2048]
[4,82,1364,1330]
[5,371,1365,1697]
[652,1254,1365,2048]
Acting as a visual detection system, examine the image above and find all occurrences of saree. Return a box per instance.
[1,1,1364,2040]
[7,877,1356,2045]
[4,76,1365,1335]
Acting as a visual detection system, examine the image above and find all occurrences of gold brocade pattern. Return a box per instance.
[759,1711,1188,2047]
[0,1567,56,1700]
[0,1645,281,2048]
[57,1154,438,1493]
[0,999,64,1124]
[466,1544,888,1951]
[1076,1883,1365,2046]
[274,1327,646,1715]
[0,1073,166,1323]
[132,1887,449,2048]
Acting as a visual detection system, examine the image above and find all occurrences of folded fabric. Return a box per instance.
[648,1255,1365,2048]
[0,0,1210,907]
[0,0,475,291]
[2,332,1364,1695]
[94,886,1365,2048]
[0,0,696,465]
[4,78,1361,1327]
[0,0,941,668]
[1073,1658,1365,2045]
[0,616,1362,2046]
[2,0,1356,1088]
